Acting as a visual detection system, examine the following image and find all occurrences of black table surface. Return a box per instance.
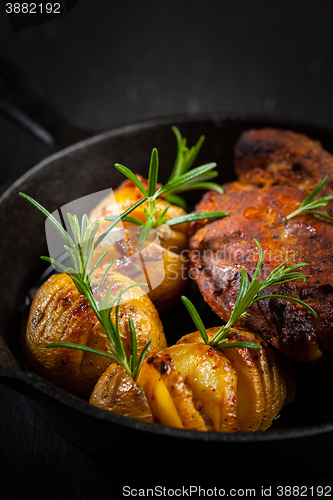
[1,1,333,497]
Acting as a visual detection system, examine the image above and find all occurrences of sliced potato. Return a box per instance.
[90,363,154,423]
[167,343,238,432]
[218,342,265,431]
[137,357,184,428]
[176,326,294,432]
[236,330,275,431]
[138,353,207,430]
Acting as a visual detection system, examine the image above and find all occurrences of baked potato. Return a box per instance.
[90,326,294,432]
[173,328,295,431]
[88,176,189,311]
[23,270,167,397]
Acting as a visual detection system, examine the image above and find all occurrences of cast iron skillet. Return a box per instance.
[1,104,333,479]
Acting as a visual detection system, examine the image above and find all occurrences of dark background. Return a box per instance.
[2,0,333,182]
[1,0,333,498]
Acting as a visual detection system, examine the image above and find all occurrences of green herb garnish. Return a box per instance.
[19,192,150,380]
[165,126,223,208]
[287,175,333,222]
[182,238,317,350]
[110,128,227,245]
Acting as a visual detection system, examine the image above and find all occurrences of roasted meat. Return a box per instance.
[189,129,333,367]
[235,128,333,194]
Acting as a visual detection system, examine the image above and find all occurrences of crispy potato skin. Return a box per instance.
[189,129,333,364]
[90,363,154,422]
[176,327,294,432]
[87,326,293,432]
[89,176,190,311]
[24,271,167,397]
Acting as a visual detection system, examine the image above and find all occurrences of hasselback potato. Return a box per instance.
[90,327,294,432]
[89,175,189,253]
[174,328,294,431]
[23,270,167,397]
[89,176,189,311]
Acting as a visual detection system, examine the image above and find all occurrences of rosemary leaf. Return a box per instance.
[128,317,137,373]
[218,341,262,350]
[185,135,206,171]
[114,164,148,196]
[45,342,117,361]
[67,213,81,247]
[166,211,227,226]
[302,175,329,206]
[88,251,110,279]
[104,215,144,226]
[287,175,333,221]
[139,221,154,245]
[175,182,224,194]
[303,210,333,222]
[181,296,209,344]
[132,339,152,381]
[147,148,159,197]
[40,255,75,275]
[251,293,317,316]
[99,261,116,286]
[154,204,170,226]
[81,213,89,241]
[155,163,217,198]
[165,193,187,210]
[168,126,205,180]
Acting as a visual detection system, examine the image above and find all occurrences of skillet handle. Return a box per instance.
[0,59,93,151]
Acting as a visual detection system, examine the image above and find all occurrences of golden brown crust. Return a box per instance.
[24,271,167,397]
[90,363,154,422]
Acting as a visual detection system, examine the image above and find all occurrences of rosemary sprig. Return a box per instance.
[182,239,317,350]
[165,126,223,208]
[112,130,227,245]
[287,175,333,222]
[19,192,150,380]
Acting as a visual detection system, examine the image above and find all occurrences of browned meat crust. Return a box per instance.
[189,129,333,365]
[235,128,333,196]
